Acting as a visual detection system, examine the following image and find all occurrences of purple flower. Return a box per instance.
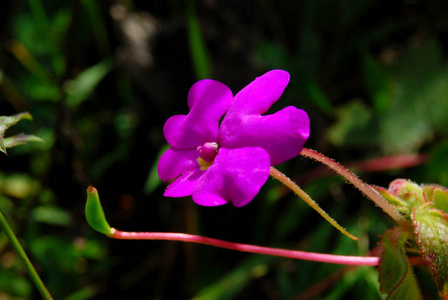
[158,70,310,207]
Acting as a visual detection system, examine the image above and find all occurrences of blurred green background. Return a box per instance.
[1,0,448,299]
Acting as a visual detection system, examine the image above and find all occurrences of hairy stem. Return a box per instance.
[0,210,52,300]
[269,167,358,241]
[110,229,377,266]
[300,148,405,225]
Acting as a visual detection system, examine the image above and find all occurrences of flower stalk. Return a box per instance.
[300,148,406,225]
[269,167,358,241]
[86,186,373,266]
[110,228,377,265]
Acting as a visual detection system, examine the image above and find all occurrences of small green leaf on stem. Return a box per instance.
[379,227,422,299]
[386,264,423,300]
[85,186,113,235]
[379,227,411,292]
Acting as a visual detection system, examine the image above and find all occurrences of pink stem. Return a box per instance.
[294,153,429,185]
[300,148,406,225]
[110,229,379,266]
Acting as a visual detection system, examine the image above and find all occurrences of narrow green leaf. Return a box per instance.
[65,58,114,107]
[412,204,448,298]
[80,0,110,57]
[4,134,43,149]
[0,112,34,154]
[85,186,112,235]
[186,0,212,80]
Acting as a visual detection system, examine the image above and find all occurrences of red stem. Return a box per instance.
[300,148,406,225]
[110,229,379,266]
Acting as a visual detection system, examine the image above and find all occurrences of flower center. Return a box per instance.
[197,142,219,170]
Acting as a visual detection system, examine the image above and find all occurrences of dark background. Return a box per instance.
[1,0,448,299]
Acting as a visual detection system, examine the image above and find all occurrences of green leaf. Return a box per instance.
[387,264,423,300]
[0,112,33,154]
[378,227,412,293]
[330,40,448,154]
[412,204,448,298]
[65,58,114,107]
[379,227,422,299]
[4,134,43,149]
[85,186,112,235]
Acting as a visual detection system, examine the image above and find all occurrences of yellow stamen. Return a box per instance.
[198,157,213,170]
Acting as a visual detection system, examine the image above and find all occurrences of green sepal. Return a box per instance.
[422,184,448,215]
[85,186,113,235]
[412,204,448,298]
[388,179,425,208]
[374,185,409,215]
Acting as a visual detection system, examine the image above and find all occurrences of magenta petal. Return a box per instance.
[219,70,310,165]
[164,169,204,198]
[192,147,270,207]
[225,70,290,115]
[163,80,233,149]
[158,147,199,181]
[220,106,310,165]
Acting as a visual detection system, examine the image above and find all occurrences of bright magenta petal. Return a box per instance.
[164,169,204,198]
[192,147,270,207]
[219,70,310,165]
[158,147,199,181]
[220,106,310,165]
[163,80,233,149]
[226,70,290,115]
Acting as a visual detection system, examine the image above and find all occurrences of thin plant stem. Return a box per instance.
[300,148,406,225]
[109,229,378,266]
[269,167,358,241]
[0,210,53,300]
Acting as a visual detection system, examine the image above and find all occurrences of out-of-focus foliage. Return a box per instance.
[1,0,448,298]
[0,112,42,153]
[329,40,448,154]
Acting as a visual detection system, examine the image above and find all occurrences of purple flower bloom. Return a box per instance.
[158,70,310,207]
